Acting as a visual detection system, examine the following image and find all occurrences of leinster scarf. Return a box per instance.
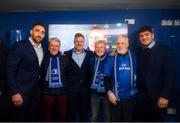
[91,54,107,92]
[45,54,63,88]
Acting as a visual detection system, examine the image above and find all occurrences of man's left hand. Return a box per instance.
[157,97,169,109]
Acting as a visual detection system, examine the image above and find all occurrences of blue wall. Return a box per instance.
[0,9,180,121]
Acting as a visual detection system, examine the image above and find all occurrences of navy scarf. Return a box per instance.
[91,54,107,92]
[45,53,63,88]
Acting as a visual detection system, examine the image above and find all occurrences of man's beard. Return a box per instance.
[33,36,42,44]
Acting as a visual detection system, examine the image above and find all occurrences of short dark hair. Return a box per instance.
[32,22,46,29]
[138,26,154,34]
[74,33,85,40]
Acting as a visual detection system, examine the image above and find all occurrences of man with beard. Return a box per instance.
[6,22,46,121]
[89,40,110,122]
[104,35,137,122]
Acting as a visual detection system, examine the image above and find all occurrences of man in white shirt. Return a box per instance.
[6,22,46,121]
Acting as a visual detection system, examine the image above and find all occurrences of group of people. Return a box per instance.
[0,22,174,122]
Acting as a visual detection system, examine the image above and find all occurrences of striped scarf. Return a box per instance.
[45,53,63,88]
[91,54,107,92]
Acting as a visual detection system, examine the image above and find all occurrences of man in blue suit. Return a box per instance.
[6,22,46,121]
[135,26,175,121]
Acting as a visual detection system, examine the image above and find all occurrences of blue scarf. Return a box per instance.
[91,54,107,92]
[45,53,63,88]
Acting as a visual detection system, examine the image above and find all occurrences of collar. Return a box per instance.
[73,48,85,54]
[116,50,128,56]
[147,41,156,49]
[29,37,42,48]
[95,53,107,61]
[49,51,61,58]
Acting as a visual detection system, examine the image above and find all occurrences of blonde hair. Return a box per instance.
[95,40,107,46]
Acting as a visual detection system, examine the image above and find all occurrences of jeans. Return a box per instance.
[91,93,110,122]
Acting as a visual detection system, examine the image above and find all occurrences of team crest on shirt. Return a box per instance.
[119,63,130,70]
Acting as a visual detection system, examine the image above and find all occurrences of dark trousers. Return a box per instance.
[110,98,136,122]
[67,90,90,122]
[134,94,167,122]
[0,94,10,121]
[10,93,40,122]
[41,94,67,122]
[0,80,10,121]
[176,92,180,122]
[91,93,110,122]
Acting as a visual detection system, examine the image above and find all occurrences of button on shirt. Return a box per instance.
[29,37,44,66]
[72,49,86,68]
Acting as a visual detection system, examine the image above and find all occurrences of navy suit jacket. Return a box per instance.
[0,42,7,97]
[6,40,44,97]
[64,49,92,92]
[137,43,174,100]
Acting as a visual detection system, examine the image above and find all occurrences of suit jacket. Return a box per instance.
[6,40,44,97]
[137,43,174,100]
[0,42,7,97]
[64,49,92,92]
[0,42,6,78]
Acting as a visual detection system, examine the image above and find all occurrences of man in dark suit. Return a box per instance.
[0,41,9,121]
[6,22,46,121]
[64,33,92,122]
[135,26,174,121]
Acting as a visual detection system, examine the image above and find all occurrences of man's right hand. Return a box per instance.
[12,93,23,107]
[107,91,117,105]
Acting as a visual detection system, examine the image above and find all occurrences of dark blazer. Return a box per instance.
[64,49,92,92]
[0,42,9,121]
[0,42,6,93]
[136,43,174,100]
[6,40,44,97]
